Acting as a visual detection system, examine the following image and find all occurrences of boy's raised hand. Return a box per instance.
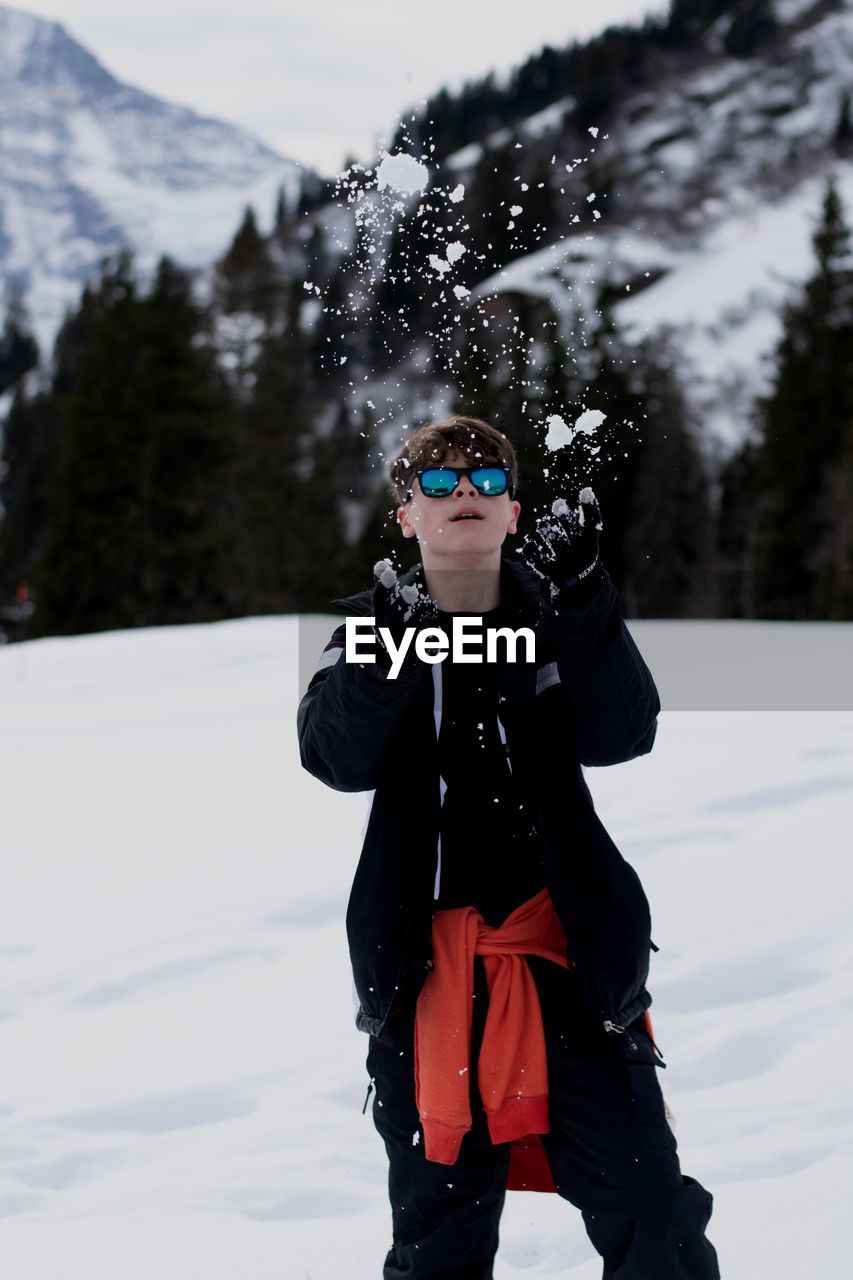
[519,487,605,611]
[372,560,439,674]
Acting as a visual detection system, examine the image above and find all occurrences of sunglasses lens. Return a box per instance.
[419,469,457,496]
[472,468,508,495]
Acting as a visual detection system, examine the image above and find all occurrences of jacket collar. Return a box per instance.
[329,552,544,624]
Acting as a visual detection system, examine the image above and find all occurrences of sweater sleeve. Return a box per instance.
[546,569,660,767]
[296,621,427,792]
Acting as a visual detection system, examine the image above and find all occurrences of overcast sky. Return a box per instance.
[21,1,665,174]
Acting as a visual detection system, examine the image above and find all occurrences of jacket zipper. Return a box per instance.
[603,1018,639,1053]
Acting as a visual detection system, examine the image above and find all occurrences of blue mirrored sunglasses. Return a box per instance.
[405,466,514,501]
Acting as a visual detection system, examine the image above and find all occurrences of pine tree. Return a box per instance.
[216,205,278,318]
[664,0,736,47]
[835,92,853,158]
[751,177,853,618]
[0,388,55,612]
[806,415,853,619]
[567,289,646,596]
[467,140,522,277]
[219,280,311,614]
[621,338,713,617]
[371,220,425,364]
[288,407,364,608]
[723,0,777,59]
[131,257,235,623]
[0,284,39,394]
[273,185,289,234]
[714,436,762,618]
[219,277,363,614]
[32,254,234,636]
[0,288,43,613]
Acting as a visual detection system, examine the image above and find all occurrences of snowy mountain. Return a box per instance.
[293,0,853,462]
[0,5,303,350]
[462,0,853,455]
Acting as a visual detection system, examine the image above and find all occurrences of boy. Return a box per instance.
[297,416,720,1279]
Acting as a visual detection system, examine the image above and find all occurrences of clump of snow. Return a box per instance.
[375,151,430,194]
[544,409,606,452]
[510,204,523,217]
[453,284,470,300]
[574,408,606,435]
[544,415,572,451]
[446,241,466,263]
[449,184,465,202]
[373,559,397,589]
[578,487,603,529]
[428,255,451,275]
[548,487,601,527]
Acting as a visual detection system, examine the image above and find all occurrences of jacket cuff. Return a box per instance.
[551,565,610,621]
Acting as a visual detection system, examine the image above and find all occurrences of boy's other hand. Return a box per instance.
[372,560,439,674]
[518,488,605,611]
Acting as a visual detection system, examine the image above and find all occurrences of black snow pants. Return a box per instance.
[365,954,721,1279]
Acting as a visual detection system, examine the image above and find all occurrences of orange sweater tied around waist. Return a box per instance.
[414,886,568,1193]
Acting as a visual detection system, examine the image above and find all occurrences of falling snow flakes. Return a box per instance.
[430,242,466,276]
[588,126,599,138]
[587,193,597,203]
[449,184,465,203]
[376,151,430,194]
[510,205,523,217]
[453,285,470,300]
[412,1130,421,1147]
[544,408,606,452]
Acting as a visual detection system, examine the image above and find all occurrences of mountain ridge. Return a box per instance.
[0,4,305,348]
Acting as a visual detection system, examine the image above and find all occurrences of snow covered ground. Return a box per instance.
[1,615,851,1277]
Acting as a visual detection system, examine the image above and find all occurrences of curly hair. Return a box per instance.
[386,415,519,506]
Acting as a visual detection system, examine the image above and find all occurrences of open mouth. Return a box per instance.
[449,513,485,522]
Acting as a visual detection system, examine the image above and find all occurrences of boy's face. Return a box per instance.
[396,447,521,559]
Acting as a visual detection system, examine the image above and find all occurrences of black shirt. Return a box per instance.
[433,603,546,928]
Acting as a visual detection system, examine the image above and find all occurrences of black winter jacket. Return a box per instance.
[297,554,662,1047]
